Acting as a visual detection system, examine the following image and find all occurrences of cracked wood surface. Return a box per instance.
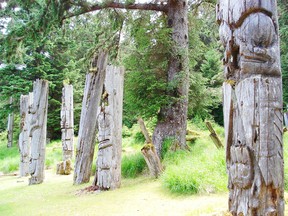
[74,52,108,184]
[218,0,284,215]
[93,65,124,190]
[61,84,74,161]
[29,79,48,185]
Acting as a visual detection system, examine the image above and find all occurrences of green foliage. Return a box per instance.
[0,132,19,173]
[279,3,288,106]
[161,135,227,194]
[133,131,146,144]
[45,140,63,169]
[283,133,288,190]
[161,138,174,159]
[122,12,171,124]
[187,8,223,123]
[121,153,147,178]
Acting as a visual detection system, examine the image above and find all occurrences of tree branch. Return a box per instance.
[64,2,167,19]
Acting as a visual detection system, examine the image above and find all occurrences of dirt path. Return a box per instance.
[0,170,228,216]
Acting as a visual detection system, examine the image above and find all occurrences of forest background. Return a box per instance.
[0,1,287,152]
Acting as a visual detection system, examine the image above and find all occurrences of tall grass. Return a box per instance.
[121,153,147,178]
[0,132,19,173]
[161,135,227,194]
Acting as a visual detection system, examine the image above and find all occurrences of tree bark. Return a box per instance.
[7,97,14,148]
[29,79,49,185]
[137,117,152,143]
[19,94,31,177]
[152,0,189,157]
[61,84,74,161]
[74,51,108,185]
[217,1,284,215]
[93,65,124,190]
[205,121,223,149]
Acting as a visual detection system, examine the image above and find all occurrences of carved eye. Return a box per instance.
[241,13,274,48]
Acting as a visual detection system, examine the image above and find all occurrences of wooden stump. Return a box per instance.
[217,1,284,214]
[29,79,49,185]
[19,95,31,177]
[74,52,108,185]
[61,84,74,162]
[93,65,124,190]
[141,144,163,178]
[205,121,223,149]
[56,160,72,175]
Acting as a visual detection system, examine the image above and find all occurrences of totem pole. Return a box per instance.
[217,1,284,215]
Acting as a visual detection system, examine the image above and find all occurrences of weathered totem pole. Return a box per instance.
[217,1,284,215]
[7,97,14,148]
[74,52,108,184]
[29,79,49,185]
[93,65,124,190]
[19,94,31,177]
[61,84,74,161]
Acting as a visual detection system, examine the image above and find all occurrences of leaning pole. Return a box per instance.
[217,0,284,215]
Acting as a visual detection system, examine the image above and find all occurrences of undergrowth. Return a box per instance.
[121,152,147,178]
[161,128,227,195]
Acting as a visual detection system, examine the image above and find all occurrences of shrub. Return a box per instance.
[122,153,147,178]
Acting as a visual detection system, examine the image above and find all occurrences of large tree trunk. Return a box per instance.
[93,65,124,190]
[217,1,284,215]
[152,0,189,157]
[29,79,49,185]
[7,97,14,148]
[19,94,31,177]
[74,52,108,185]
[61,84,74,161]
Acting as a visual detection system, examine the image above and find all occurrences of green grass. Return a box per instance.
[121,152,147,178]
[161,135,227,194]
[0,132,19,174]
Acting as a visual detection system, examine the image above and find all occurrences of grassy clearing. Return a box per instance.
[0,170,229,216]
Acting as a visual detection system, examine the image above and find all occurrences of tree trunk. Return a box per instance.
[61,84,74,161]
[205,121,223,149]
[152,0,189,157]
[19,94,31,177]
[93,65,124,190]
[7,97,14,148]
[138,117,152,143]
[29,79,49,185]
[74,52,108,185]
[217,1,284,215]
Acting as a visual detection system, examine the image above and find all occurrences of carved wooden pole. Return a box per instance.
[93,65,124,190]
[29,79,49,185]
[7,97,14,148]
[74,51,108,185]
[19,95,31,177]
[61,84,74,161]
[217,1,284,215]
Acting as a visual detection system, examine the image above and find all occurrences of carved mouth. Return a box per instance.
[242,55,271,63]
